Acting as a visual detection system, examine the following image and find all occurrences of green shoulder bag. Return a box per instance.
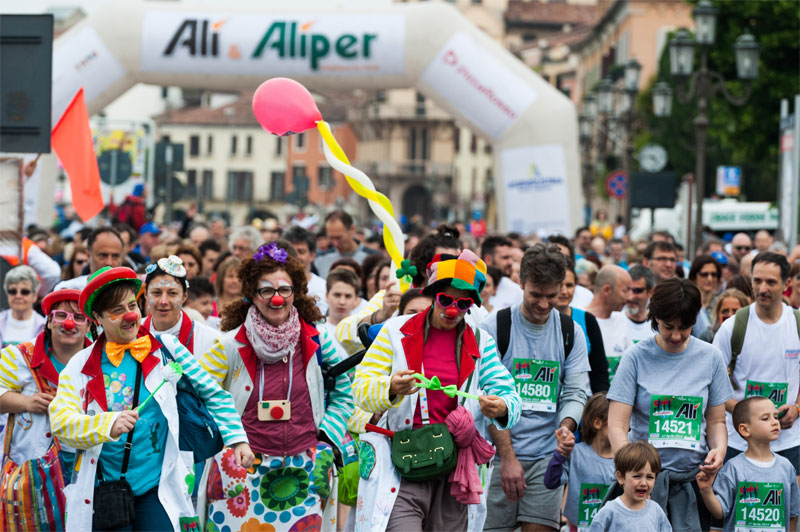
[390,423,457,482]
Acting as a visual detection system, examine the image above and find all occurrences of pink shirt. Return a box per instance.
[241,341,318,456]
[413,326,459,428]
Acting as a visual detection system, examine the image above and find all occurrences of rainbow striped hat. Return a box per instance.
[423,249,487,305]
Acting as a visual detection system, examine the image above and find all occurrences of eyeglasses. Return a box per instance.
[630,287,647,295]
[256,286,294,299]
[435,292,473,312]
[651,256,677,263]
[50,310,88,325]
[7,288,31,296]
[697,271,719,279]
[734,246,751,252]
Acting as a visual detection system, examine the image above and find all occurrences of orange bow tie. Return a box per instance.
[105,336,152,367]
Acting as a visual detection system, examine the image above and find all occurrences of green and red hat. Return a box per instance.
[79,267,141,317]
[42,289,81,316]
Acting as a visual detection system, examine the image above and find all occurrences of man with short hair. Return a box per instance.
[325,269,361,329]
[113,223,144,270]
[730,233,753,262]
[198,239,221,277]
[608,238,628,269]
[625,264,655,344]
[755,230,774,253]
[481,235,523,310]
[189,224,210,248]
[56,227,124,290]
[313,210,376,278]
[134,222,161,262]
[547,234,593,309]
[185,277,215,321]
[229,226,262,260]
[713,252,800,477]
[573,227,592,261]
[642,241,678,284]
[586,265,632,383]
[483,244,590,532]
[284,225,327,314]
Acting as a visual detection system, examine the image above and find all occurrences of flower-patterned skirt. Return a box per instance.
[205,443,334,532]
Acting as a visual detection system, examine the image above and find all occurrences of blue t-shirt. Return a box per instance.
[49,354,66,374]
[98,350,168,495]
[571,307,591,354]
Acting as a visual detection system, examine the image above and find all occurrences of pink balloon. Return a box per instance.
[252,78,322,136]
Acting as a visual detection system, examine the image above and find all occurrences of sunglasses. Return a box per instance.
[697,271,719,279]
[74,259,88,265]
[630,287,647,295]
[7,288,31,296]
[734,246,751,251]
[256,286,294,299]
[435,292,473,312]
[50,310,88,325]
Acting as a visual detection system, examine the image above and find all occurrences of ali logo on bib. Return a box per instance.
[648,395,703,449]
[745,381,788,407]
[735,482,785,531]
[577,483,609,532]
[513,358,559,412]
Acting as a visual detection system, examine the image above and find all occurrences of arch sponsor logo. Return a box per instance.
[141,12,405,75]
[506,164,564,192]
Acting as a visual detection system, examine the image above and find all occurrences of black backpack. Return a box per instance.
[495,307,574,360]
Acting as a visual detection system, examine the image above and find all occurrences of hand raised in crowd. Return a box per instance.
[554,426,575,457]
[27,392,54,414]
[499,456,527,502]
[376,280,402,322]
[389,369,419,396]
[110,409,139,438]
[777,403,799,429]
[478,395,507,419]
[234,441,255,469]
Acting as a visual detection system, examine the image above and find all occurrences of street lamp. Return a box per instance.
[583,94,598,119]
[579,112,593,142]
[652,82,673,118]
[624,58,642,92]
[659,18,760,255]
[597,78,615,114]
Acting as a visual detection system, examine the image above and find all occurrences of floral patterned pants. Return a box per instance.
[205,443,334,532]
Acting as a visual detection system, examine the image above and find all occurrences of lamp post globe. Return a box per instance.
[652,82,673,118]
[692,0,719,46]
[669,29,696,78]
[734,32,760,80]
[624,58,642,92]
[597,78,614,114]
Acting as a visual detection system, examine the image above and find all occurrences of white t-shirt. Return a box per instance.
[713,303,800,451]
[307,273,328,315]
[626,315,653,345]
[595,311,632,377]
[2,316,37,347]
[489,276,523,311]
[571,285,594,310]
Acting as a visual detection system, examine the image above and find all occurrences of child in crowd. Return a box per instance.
[184,277,216,321]
[589,441,672,531]
[697,396,800,532]
[544,392,615,531]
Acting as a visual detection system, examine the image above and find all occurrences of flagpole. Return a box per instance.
[17,158,23,261]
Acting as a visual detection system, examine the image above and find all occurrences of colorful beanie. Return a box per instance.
[422,249,487,305]
[80,266,142,317]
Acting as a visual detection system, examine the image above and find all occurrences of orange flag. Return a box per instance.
[51,88,104,221]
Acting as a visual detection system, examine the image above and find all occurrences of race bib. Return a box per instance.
[734,481,785,531]
[648,395,703,449]
[607,356,621,385]
[513,358,559,412]
[745,381,788,407]
[577,483,609,532]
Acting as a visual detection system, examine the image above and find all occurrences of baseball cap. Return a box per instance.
[139,222,161,236]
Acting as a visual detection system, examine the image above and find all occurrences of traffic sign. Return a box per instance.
[606,170,628,199]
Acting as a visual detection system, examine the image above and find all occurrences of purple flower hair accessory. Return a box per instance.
[254,242,288,264]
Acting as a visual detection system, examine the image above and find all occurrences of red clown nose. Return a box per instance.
[62,319,76,331]
[123,311,139,323]
[270,295,285,307]
[445,307,459,319]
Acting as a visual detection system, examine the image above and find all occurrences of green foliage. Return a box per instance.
[636,0,800,201]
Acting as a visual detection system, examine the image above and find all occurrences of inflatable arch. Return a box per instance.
[52,0,582,234]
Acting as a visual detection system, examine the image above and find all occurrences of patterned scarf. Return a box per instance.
[244,304,300,363]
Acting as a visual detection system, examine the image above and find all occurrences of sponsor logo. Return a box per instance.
[163,19,227,57]
[507,164,564,192]
[675,402,700,420]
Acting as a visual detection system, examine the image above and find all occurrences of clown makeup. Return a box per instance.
[48,300,90,352]
[97,295,140,344]
[255,272,295,327]
[146,275,187,332]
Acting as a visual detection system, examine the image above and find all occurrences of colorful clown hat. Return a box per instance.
[42,289,81,316]
[423,249,487,305]
[80,266,141,317]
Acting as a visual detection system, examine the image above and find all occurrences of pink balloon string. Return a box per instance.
[444,406,496,505]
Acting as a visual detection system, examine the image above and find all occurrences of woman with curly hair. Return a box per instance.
[198,242,354,531]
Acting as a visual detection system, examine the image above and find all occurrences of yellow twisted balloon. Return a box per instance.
[316,121,409,291]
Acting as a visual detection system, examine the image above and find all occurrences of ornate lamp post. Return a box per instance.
[655,0,760,255]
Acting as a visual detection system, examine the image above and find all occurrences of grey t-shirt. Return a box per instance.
[713,453,800,532]
[607,336,733,472]
[482,305,590,461]
[559,442,616,525]
[589,498,672,532]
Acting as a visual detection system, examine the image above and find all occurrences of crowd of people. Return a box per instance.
[1,208,800,532]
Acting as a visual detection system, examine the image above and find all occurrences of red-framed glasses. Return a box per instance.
[435,292,473,312]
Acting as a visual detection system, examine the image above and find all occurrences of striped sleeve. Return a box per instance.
[165,335,248,447]
[477,331,521,430]
[352,324,400,414]
[317,328,354,450]
[335,290,385,355]
[0,345,24,395]
[198,338,230,385]
[48,371,120,449]
[347,407,373,434]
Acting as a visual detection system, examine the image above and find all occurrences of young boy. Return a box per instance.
[325,269,361,328]
[184,277,215,320]
[589,441,672,531]
[697,396,800,532]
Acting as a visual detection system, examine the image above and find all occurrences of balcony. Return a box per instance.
[353,160,453,179]
[348,103,453,123]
